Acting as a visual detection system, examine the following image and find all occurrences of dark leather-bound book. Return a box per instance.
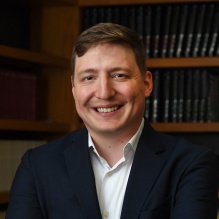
[200,4,215,57]
[177,70,185,122]
[175,4,188,57]
[183,4,197,57]
[167,5,180,57]
[198,69,209,122]
[151,6,161,58]
[150,70,160,122]
[191,69,200,122]
[207,4,219,56]
[191,4,206,57]
[184,70,193,122]
[144,6,152,58]
[161,70,171,122]
[170,70,179,122]
[160,5,172,58]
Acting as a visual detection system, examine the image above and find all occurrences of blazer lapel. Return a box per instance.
[121,122,166,219]
[64,129,102,219]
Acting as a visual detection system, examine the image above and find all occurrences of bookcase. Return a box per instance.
[0,0,219,207]
[0,0,80,206]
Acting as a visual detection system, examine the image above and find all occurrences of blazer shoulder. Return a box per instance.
[29,128,88,156]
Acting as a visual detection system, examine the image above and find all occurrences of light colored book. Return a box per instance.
[0,140,46,192]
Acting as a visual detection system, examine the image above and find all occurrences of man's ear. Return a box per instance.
[144,70,153,98]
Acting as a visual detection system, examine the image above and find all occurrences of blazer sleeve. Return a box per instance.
[6,149,44,219]
[170,148,218,219]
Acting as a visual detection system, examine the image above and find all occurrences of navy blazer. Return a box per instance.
[6,122,218,219]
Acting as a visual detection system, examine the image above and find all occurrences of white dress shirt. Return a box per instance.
[89,118,144,219]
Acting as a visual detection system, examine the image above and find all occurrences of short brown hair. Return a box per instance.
[71,23,146,77]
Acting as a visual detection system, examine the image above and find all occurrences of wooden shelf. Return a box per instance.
[147,57,219,69]
[0,45,70,68]
[151,122,219,133]
[0,119,70,133]
[0,191,9,204]
[78,0,218,6]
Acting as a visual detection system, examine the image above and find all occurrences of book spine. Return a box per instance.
[143,6,152,58]
[162,70,171,122]
[177,70,185,122]
[175,4,188,57]
[151,6,161,58]
[191,69,200,122]
[207,4,219,56]
[184,70,193,122]
[200,4,215,57]
[151,70,160,122]
[170,70,179,122]
[167,5,180,58]
[128,6,136,31]
[191,4,206,57]
[198,69,208,122]
[136,6,144,41]
[184,4,197,57]
[160,5,172,58]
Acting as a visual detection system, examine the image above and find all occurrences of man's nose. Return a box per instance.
[95,76,115,100]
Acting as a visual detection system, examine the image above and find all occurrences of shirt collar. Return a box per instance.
[88,118,144,153]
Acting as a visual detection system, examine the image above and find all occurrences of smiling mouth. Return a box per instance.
[96,106,119,113]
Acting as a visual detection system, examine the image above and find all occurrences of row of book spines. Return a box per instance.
[0,140,47,191]
[0,69,37,121]
[82,3,219,58]
[145,68,219,123]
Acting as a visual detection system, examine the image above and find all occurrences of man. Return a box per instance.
[6,23,218,219]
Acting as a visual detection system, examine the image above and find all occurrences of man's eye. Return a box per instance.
[85,76,93,80]
[113,74,124,78]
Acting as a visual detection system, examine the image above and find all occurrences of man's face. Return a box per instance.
[72,43,152,137]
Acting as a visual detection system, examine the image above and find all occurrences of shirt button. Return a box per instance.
[107,172,113,176]
[103,211,109,218]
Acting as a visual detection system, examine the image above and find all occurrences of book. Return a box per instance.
[177,70,185,122]
[0,140,47,192]
[199,4,215,57]
[184,70,193,122]
[183,4,197,57]
[167,5,180,57]
[160,5,172,58]
[191,69,200,122]
[207,4,219,56]
[198,69,209,122]
[169,70,179,122]
[82,7,91,30]
[175,4,188,57]
[136,6,144,41]
[150,70,160,122]
[128,6,136,31]
[191,4,206,57]
[0,69,37,120]
[161,70,171,122]
[151,6,161,58]
[143,6,152,58]
[215,36,219,56]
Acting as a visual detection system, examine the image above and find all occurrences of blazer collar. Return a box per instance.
[121,121,166,219]
[64,129,102,219]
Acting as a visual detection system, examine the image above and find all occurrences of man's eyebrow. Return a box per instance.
[77,68,98,75]
[108,67,131,74]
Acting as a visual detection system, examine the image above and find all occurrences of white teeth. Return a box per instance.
[97,106,119,113]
